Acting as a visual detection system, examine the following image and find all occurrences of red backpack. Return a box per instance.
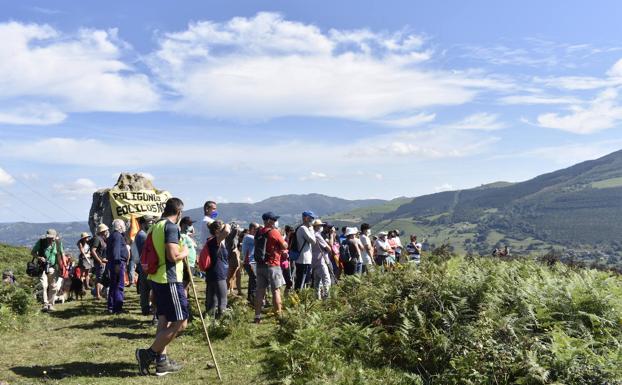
[140,232,159,275]
[198,237,215,272]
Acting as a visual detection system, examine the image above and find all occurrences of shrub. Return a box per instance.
[266,256,622,384]
[0,285,35,315]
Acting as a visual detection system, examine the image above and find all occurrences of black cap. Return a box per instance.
[180,216,195,226]
[261,212,280,221]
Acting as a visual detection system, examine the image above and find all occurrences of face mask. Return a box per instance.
[274,221,279,228]
[365,230,371,236]
[187,225,195,234]
[210,211,218,219]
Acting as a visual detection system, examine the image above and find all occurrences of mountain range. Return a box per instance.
[0,194,388,249]
[3,149,622,267]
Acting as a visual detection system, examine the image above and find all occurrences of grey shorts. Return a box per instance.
[256,265,285,291]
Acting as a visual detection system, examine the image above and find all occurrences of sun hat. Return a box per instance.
[262,212,280,221]
[311,219,325,226]
[345,227,358,236]
[43,229,57,239]
[97,223,109,233]
[80,232,90,240]
[378,231,388,237]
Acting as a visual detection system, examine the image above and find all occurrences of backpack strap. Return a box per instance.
[295,225,308,253]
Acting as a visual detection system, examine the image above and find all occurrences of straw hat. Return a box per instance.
[311,219,325,226]
[97,224,109,233]
[80,232,91,240]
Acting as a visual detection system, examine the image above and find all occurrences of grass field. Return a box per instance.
[0,278,276,385]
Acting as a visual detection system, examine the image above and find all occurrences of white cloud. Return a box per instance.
[300,171,329,181]
[517,139,622,166]
[374,173,384,181]
[535,76,618,90]
[447,112,505,131]
[137,172,155,181]
[264,175,285,181]
[353,129,499,158]
[148,12,504,122]
[54,178,97,196]
[376,113,436,128]
[435,183,455,192]
[0,21,159,124]
[499,94,580,105]
[20,173,38,181]
[535,88,622,134]
[0,167,15,185]
[0,104,66,125]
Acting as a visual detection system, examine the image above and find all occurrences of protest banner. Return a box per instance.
[109,188,172,220]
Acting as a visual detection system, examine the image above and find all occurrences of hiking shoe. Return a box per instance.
[254,317,262,324]
[135,348,155,375]
[156,357,183,376]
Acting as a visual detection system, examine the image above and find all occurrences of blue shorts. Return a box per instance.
[150,282,189,322]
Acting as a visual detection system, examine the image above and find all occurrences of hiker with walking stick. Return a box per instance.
[136,197,189,376]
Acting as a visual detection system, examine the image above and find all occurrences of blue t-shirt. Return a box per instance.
[107,231,129,263]
[135,230,147,256]
[241,234,255,264]
[205,237,229,282]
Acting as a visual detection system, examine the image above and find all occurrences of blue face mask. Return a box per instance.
[210,211,218,219]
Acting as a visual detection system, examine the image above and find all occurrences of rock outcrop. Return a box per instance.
[88,173,156,235]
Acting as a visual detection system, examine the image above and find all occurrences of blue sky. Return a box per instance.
[2,0,622,222]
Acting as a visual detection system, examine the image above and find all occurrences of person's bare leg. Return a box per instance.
[272,288,282,317]
[254,287,266,319]
[150,318,187,354]
[236,267,242,296]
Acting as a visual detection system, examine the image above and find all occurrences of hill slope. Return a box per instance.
[331,149,622,262]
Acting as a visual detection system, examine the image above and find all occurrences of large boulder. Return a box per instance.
[88,173,156,235]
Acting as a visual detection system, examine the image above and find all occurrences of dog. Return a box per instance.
[69,266,86,301]
[69,276,86,301]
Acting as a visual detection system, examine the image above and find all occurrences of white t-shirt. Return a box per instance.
[202,216,215,243]
[374,239,391,256]
[295,225,316,265]
[360,234,373,265]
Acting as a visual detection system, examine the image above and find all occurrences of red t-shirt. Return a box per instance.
[258,228,287,267]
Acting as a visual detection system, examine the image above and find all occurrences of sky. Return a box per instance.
[2,0,622,222]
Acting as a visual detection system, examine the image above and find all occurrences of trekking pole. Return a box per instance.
[184,258,223,381]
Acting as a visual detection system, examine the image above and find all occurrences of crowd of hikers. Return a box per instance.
[26,197,423,376]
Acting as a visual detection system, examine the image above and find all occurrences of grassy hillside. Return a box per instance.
[2,244,622,384]
[325,149,622,265]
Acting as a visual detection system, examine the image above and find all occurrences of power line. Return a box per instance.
[11,174,77,219]
[0,185,58,222]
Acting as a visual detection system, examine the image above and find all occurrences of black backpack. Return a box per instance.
[254,229,271,264]
[339,239,352,263]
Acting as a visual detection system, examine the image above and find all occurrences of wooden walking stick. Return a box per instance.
[184,258,222,381]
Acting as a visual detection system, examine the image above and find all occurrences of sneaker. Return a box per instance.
[156,357,183,376]
[254,317,262,324]
[135,348,155,375]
